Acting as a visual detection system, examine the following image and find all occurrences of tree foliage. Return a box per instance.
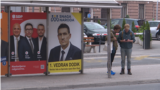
[121,18,126,31]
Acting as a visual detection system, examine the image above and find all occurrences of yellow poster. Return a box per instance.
[48,59,81,73]
[48,13,82,73]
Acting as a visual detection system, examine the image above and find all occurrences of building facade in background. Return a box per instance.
[1,1,160,22]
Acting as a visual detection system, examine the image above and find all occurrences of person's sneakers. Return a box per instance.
[111,70,116,75]
[107,70,116,75]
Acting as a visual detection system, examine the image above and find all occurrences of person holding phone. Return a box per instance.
[118,24,135,75]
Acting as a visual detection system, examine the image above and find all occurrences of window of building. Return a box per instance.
[139,4,144,19]
[101,8,108,24]
[62,7,70,12]
[121,3,127,18]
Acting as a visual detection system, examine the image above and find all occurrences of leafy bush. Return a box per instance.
[132,21,137,33]
[125,15,130,18]
[98,20,101,24]
[121,18,126,31]
[138,21,152,41]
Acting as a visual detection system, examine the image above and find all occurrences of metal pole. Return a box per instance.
[80,8,84,74]
[156,0,159,20]
[32,7,34,12]
[46,7,49,75]
[107,8,111,78]
[6,6,11,77]
[99,34,101,52]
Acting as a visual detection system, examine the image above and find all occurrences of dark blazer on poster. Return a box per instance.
[18,37,38,61]
[49,43,81,62]
[1,40,8,61]
[10,35,24,61]
[35,37,47,60]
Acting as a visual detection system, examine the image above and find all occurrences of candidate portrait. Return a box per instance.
[18,23,37,61]
[1,28,8,61]
[35,24,47,60]
[10,23,24,62]
[49,23,81,62]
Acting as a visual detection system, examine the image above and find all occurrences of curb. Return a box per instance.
[84,53,121,57]
[84,54,160,58]
[14,79,160,90]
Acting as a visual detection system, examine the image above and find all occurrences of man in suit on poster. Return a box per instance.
[1,28,8,61]
[35,24,47,60]
[18,23,37,61]
[10,23,24,62]
[49,23,81,62]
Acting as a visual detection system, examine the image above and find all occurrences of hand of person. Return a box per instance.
[120,39,125,42]
[114,37,117,41]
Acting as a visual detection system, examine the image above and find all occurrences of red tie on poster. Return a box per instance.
[10,13,47,75]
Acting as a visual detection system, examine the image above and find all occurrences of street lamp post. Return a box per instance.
[156,0,159,20]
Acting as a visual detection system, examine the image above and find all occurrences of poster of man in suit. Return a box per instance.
[10,23,24,62]
[48,13,82,73]
[10,13,47,75]
[18,23,37,61]
[35,24,47,60]
[49,23,81,62]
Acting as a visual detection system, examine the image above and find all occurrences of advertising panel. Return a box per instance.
[48,13,82,73]
[10,13,47,75]
[1,12,8,75]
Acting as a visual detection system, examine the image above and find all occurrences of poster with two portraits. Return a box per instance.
[9,12,82,75]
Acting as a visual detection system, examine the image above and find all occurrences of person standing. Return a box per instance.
[118,24,135,75]
[18,23,37,61]
[157,23,160,40]
[35,24,47,60]
[10,23,24,62]
[105,25,121,75]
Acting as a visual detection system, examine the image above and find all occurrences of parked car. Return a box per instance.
[149,20,160,39]
[103,18,145,31]
[84,22,107,43]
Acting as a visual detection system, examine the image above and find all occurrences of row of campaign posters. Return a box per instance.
[1,12,82,75]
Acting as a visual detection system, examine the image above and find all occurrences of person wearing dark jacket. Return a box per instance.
[49,23,81,62]
[10,23,24,62]
[105,25,121,75]
[157,23,160,40]
[18,23,37,61]
[35,24,47,60]
[118,24,135,75]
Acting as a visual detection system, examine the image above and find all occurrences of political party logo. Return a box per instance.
[12,14,23,19]
[25,51,28,55]
[11,51,15,55]
[37,51,40,54]
[51,14,74,22]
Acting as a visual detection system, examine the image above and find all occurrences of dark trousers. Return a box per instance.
[111,47,116,66]
[107,46,116,69]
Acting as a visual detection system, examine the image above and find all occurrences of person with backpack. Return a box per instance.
[105,25,121,75]
[118,24,135,75]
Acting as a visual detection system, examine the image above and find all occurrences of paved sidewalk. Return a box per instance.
[2,64,160,90]
[84,40,160,57]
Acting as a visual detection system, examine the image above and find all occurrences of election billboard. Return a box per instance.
[48,13,82,73]
[1,12,8,75]
[10,13,47,75]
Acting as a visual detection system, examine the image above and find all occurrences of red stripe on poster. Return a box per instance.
[10,61,46,75]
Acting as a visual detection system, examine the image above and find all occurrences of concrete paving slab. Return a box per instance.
[2,64,160,90]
